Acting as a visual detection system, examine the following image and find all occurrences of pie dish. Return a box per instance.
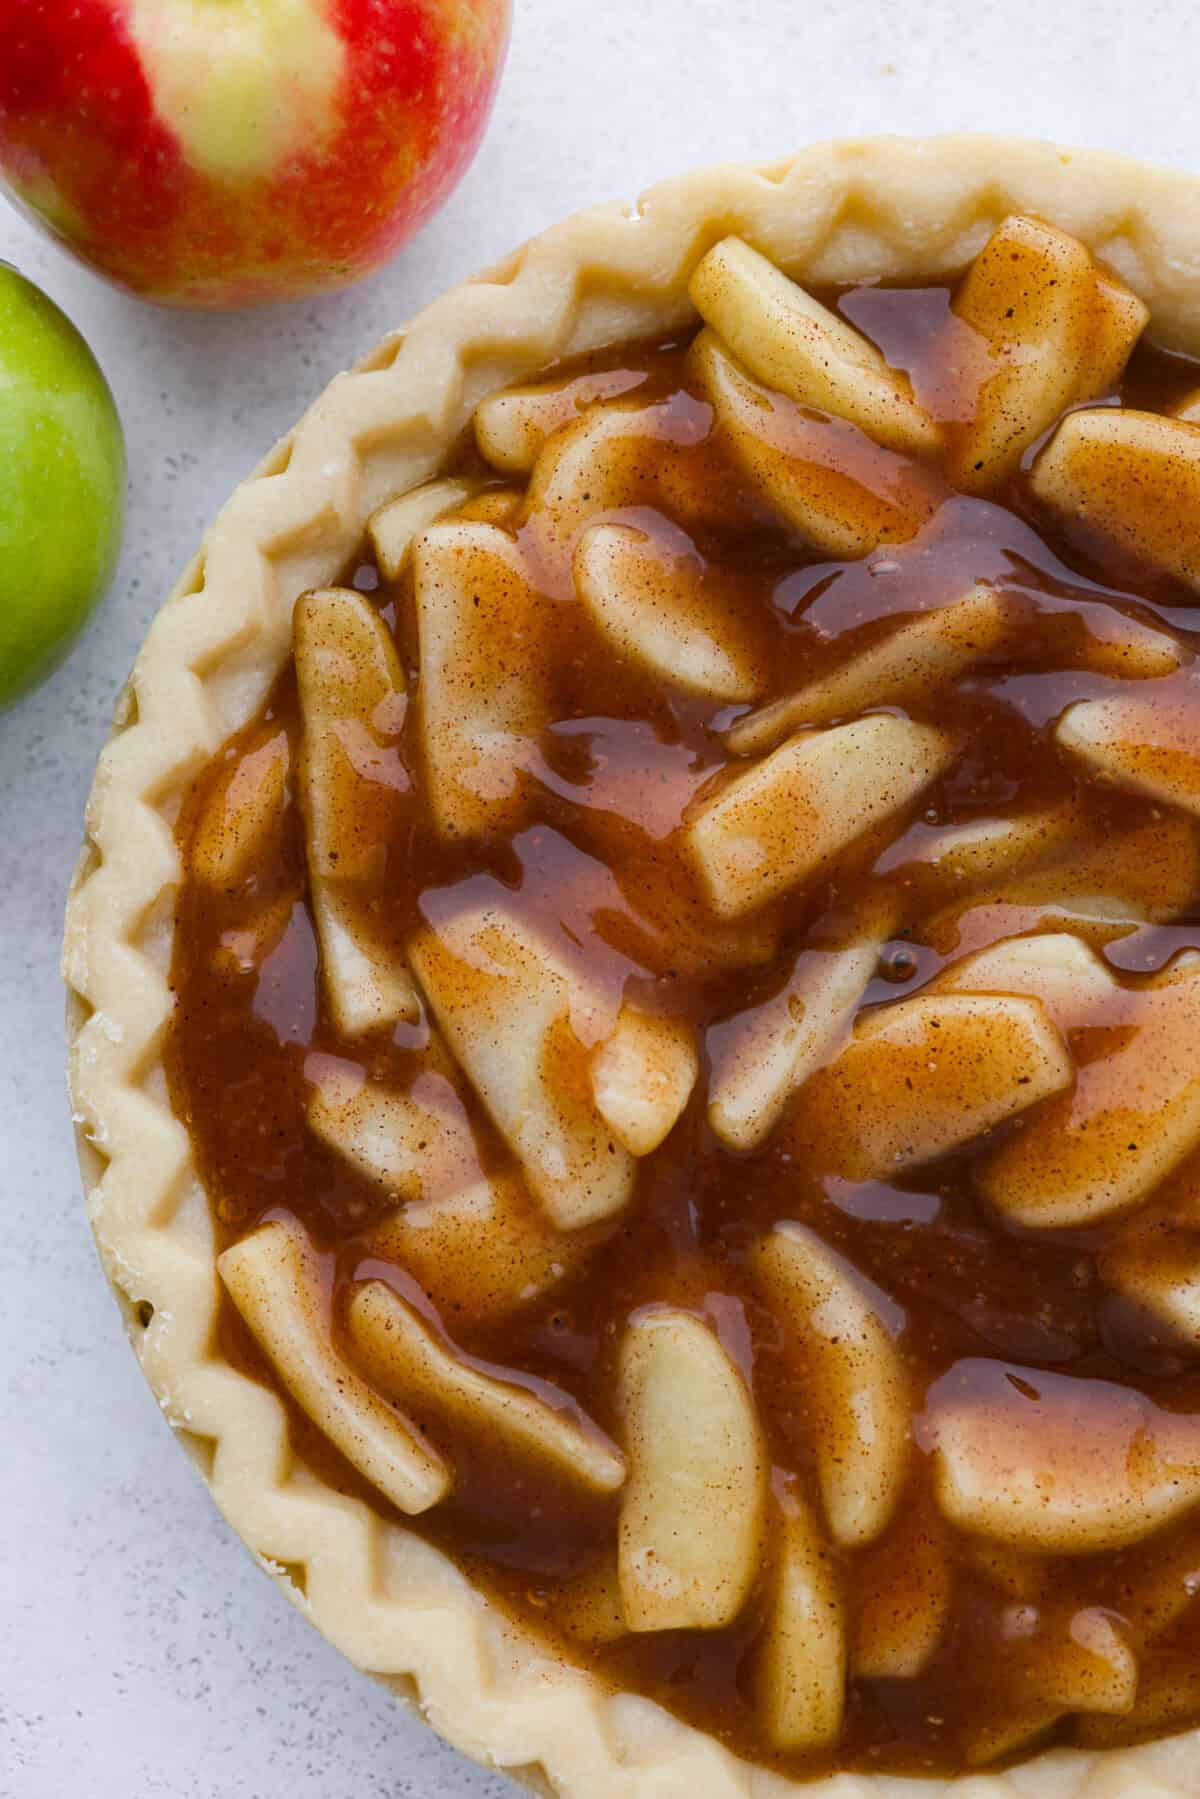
[64,136,1200,1794]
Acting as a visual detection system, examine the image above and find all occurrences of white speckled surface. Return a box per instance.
[4,2,1200,1794]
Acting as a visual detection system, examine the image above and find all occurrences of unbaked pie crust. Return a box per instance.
[64,136,1200,1797]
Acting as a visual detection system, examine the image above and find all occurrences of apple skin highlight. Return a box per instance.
[0,0,512,306]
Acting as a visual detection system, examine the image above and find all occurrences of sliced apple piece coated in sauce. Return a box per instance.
[1032,408,1200,591]
[961,1606,1138,1768]
[928,806,1200,950]
[1100,1199,1200,1352]
[689,236,940,455]
[690,329,943,557]
[307,1034,584,1336]
[1011,1607,1138,1715]
[191,724,290,888]
[589,1005,698,1157]
[755,1493,846,1752]
[927,1358,1200,1552]
[754,1225,909,1547]
[218,1219,450,1516]
[979,957,1200,1228]
[617,1307,767,1632]
[686,714,954,920]
[367,475,488,580]
[367,1171,593,1327]
[1075,1660,1200,1752]
[1058,689,1200,819]
[413,520,553,842]
[1103,1225,1200,1352]
[522,393,747,583]
[474,368,649,474]
[794,992,1073,1181]
[408,901,634,1230]
[851,1497,950,1679]
[307,1047,484,1207]
[294,586,419,1035]
[933,929,1117,1028]
[890,801,1086,890]
[1173,388,1200,425]
[707,934,881,1151]
[725,584,1010,756]
[947,214,1147,492]
[347,1281,625,1493]
[573,522,765,701]
[453,487,524,528]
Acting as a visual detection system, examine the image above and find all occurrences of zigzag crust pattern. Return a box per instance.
[64,136,1200,1797]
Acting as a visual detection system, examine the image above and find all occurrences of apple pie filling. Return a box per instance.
[169,216,1200,1775]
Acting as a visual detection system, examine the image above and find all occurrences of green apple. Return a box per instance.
[0,265,125,706]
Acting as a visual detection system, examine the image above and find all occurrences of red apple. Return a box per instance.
[0,0,511,307]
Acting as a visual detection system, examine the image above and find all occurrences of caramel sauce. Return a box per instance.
[168,288,1200,1776]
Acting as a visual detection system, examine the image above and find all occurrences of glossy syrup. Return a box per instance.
[169,290,1200,1775]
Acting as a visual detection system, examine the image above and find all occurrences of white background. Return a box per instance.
[4,1,1200,1793]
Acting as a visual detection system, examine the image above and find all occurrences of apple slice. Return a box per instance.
[798,992,1073,1181]
[932,807,1200,944]
[294,586,419,1034]
[474,369,648,474]
[367,475,486,580]
[309,886,419,1037]
[589,1005,698,1157]
[191,725,290,887]
[412,520,551,840]
[453,487,523,527]
[408,902,634,1229]
[347,1281,626,1492]
[1076,270,1151,398]
[852,1499,950,1678]
[725,585,1009,756]
[523,397,743,582]
[934,930,1117,1027]
[928,1358,1200,1552]
[948,215,1122,492]
[1058,691,1200,818]
[307,1051,482,1205]
[979,957,1200,1228]
[1032,408,1200,591]
[369,1171,593,1326]
[1068,609,1182,680]
[707,937,880,1151]
[894,802,1085,888]
[1016,1606,1138,1714]
[1098,1203,1200,1350]
[690,329,943,557]
[1088,1517,1200,1652]
[1173,389,1200,425]
[208,893,297,981]
[689,236,940,454]
[755,1494,845,1751]
[574,522,764,701]
[218,1219,450,1515]
[295,585,409,881]
[686,714,954,920]
[754,1225,909,1545]
[617,1306,767,1631]
[1075,1661,1200,1752]
[962,1607,1137,1767]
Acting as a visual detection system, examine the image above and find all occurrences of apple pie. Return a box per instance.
[66,138,1200,1794]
